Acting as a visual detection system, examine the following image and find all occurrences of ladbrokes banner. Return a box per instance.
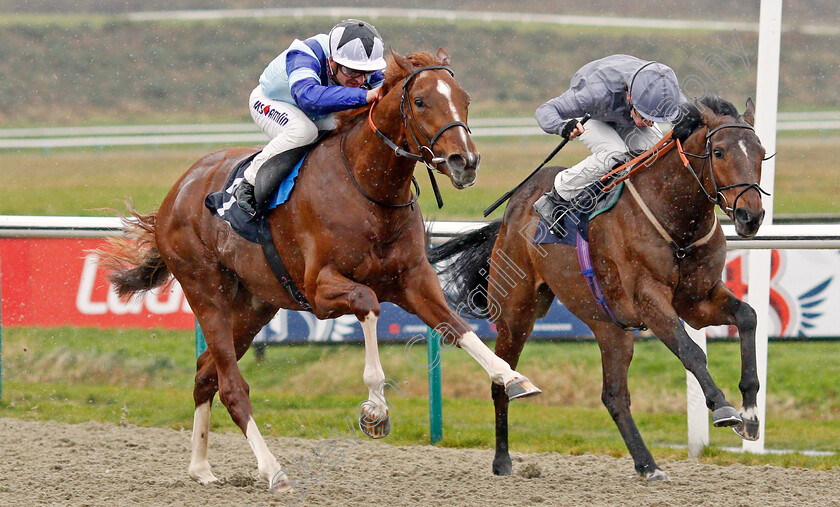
[0,238,194,329]
[1,238,837,339]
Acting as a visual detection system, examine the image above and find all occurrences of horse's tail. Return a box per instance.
[427,220,502,318]
[95,206,170,298]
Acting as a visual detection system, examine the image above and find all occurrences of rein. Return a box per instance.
[340,128,420,209]
[601,123,769,214]
[601,131,677,190]
[367,65,471,208]
[599,120,767,258]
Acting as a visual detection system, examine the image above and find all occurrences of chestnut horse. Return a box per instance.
[101,49,540,491]
[428,97,766,480]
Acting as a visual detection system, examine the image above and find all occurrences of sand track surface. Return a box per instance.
[0,417,837,506]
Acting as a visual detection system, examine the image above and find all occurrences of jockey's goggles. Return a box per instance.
[338,64,373,79]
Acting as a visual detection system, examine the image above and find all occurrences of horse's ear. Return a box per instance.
[390,47,414,74]
[741,97,756,126]
[436,47,451,66]
[694,98,716,126]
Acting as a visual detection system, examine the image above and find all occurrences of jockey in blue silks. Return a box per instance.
[532,54,686,232]
[235,19,387,217]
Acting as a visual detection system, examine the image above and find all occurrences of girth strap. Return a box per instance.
[257,224,312,312]
[576,233,647,332]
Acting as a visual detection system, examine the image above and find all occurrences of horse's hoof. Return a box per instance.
[359,406,391,439]
[505,377,542,400]
[188,465,218,485]
[269,471,295,494]
[492,457,513,476]
[712,406,741,427]
[733,412,760,441]
[645,469,670,482]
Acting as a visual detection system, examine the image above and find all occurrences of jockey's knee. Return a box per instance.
[265,120,318,151]
[289,120,319,145]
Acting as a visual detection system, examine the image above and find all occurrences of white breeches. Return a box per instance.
[554,119,663,200]
[244,86,337,184]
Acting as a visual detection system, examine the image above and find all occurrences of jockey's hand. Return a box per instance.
[560,118,585,140]
[366,86,384,104]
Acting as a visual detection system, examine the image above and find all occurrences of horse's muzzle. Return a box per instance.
[733,207,765,238]
[446,151,480,188]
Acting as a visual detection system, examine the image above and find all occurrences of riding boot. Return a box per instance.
[253,145,310,207]
[234,180,258,218]
[533,187,572,237]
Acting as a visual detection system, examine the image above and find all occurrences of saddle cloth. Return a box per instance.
[203,151,307,243]
[535,181,625,246]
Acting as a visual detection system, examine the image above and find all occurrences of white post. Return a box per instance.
[744,0,782,454]
[685,324,709,458]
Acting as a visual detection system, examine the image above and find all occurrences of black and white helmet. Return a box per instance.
[328,19,386,72]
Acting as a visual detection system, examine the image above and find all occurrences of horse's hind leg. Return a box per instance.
[188,288,276,485]
[182,269,289,489]
[188,352,220,484]
[491,320,529,476]
[591,321,668,480]
[684,280,760,440]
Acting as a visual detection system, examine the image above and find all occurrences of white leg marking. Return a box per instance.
[245,417,283,486]
[741,405,758,420]
[360,312,388,419]
[457,331,519,385]
[188,401,218,484]
[436,80,470,146]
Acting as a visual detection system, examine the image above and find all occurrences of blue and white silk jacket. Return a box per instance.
[258,34,385,120]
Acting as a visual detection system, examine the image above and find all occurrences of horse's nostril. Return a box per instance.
[734,208,753,224]
[446,153,467,171]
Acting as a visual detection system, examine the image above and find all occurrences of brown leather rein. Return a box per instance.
[599,122,768,258]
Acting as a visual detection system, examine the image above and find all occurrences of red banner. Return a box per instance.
[2,237,838,337]
[0,238,194,329]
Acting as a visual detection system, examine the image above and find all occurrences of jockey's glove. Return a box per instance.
[560,118,581,139]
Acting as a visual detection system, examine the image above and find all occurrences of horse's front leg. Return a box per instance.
[683,280,760,440]
[590,321,668,480]
[398,263,541,399]
[311,266,390,438]
[637,282,742,427]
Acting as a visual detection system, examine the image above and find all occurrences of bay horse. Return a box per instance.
[100,49,540,491]
[428,96,766,480]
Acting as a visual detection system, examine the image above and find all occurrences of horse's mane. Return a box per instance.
[334,51,443,132]
[671,95,740,141]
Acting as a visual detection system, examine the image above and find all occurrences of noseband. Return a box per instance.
[368,65,472,208]
[680,123,770,214]
[369,65,470,168]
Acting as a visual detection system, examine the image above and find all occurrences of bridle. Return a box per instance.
[679,122,770,215]
[367,65,471,207]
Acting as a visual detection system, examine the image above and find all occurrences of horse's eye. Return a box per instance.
[414,97,425,108]
[712,148,724,159]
